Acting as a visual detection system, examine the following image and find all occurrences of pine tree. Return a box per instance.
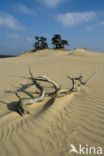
[34,36,48,50]
[52,34,69,49]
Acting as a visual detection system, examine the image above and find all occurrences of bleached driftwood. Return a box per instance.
[67,74,86,92]
[29,66,60,96]
[15,78,45,115]
[15,68,60,115]
[32,76,60,96]
[15,67,96,116]
[67,72,96,92]
[58,74,87,94]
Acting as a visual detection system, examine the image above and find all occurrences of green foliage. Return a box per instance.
[34,36,48,50]
[33,34,70,51]
[52,34,69,49]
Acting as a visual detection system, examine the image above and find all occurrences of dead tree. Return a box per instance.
[15,68,60,115]
[67,72,96,92]
[15,79,45,115]
[31,76,60,97]
[67,74,86,92]
[15,67,96,116]
[58,74,87,94]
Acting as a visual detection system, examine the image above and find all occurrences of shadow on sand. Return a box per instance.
[1,92,55,118]
[1,78,56,117]
[34,97,56,117]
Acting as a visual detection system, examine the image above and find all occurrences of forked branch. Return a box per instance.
[16,67,60,115]
[67,74,85,92]
[33,76,60,96]
[15,67,95,116]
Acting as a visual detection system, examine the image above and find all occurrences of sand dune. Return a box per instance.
[0,49,104,156]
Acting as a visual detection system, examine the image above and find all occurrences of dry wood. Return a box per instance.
[67,74,85,91]
[15,79,45,115]
[15,67,96,116]
[15,67,60,115]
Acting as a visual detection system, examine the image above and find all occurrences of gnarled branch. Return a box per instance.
[15,67,96,116]
[67,74,88,91]
[16,67,60,115]
[33,76,60,96]
[15,78,45,116]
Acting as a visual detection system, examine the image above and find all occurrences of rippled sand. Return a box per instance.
[0,49,104,156]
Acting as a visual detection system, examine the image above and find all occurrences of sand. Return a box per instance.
[0,48,104,156]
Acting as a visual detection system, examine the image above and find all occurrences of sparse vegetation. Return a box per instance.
[33,34,69,52]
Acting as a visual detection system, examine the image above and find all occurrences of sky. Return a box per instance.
[0,0,104,55]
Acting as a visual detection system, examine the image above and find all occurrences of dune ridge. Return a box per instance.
[0,49,104,156]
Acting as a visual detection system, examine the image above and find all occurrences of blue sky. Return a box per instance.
[0,0,104,55]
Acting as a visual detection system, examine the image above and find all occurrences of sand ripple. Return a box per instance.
[0,50,104,156]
